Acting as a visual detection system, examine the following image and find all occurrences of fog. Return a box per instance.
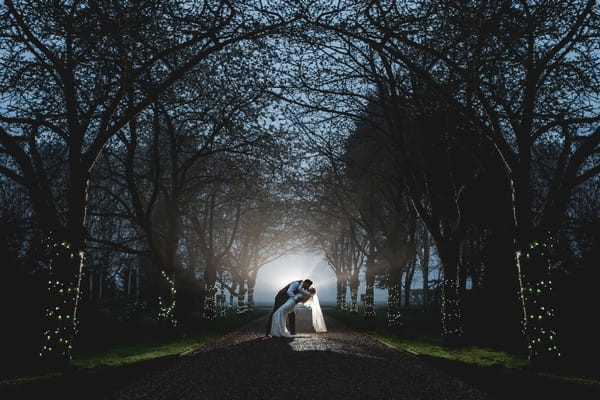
[253,252,389,306]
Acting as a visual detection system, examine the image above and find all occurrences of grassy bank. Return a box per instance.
[327,308,600,398]
[1,309,265,389]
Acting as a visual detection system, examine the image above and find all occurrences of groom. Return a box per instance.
[265,279,313,336]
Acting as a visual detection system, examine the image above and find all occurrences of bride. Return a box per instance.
[270,287,327,337]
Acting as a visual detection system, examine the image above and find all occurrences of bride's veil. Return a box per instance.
[304,293,327,333]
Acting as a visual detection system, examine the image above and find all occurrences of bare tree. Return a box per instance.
[0,0,296,365]
[304,0,599,363]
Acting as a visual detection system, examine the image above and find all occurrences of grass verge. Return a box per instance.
[0,309,265,389]
[327,308,600,398]
[70,333,218,369]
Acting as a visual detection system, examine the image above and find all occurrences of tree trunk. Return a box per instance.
[237,281,248,314]
[364,244,376,318]
[341,281,348,310]
[247,275,256,312]
[217,285,227,318]
[469,237,481,290]
[515,234,561,366]
[40,230,86,368]
[438,241,464,348]
[404,256,416,308]
[229,281,237,309]
[38,166,89,367]
[349,278,359,314]
[157,267,177,328]
[422,233,430,311]
[387,266,402,328]
[336,277,346,311]
[512,176,561,366]
[203,260,217,319]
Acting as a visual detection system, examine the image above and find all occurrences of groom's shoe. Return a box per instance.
[289,331,296,335]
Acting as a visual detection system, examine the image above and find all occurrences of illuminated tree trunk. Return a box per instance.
[203,259,217,319]
[364,243,376,318]
[247,275,256,312]
[157,268,177,329]
[364,277,375,318]
[229,283,236,309]
[40,235,85,368]
[387,256,402,327]
[438,242,463,348]
[512,173,561,366]
[39,172,89,367]
[336,277,346,311]
[154,241,179,329]
[348,231,362,315]
[513,208,561,366]
[349,278,359,314]
[218,286,227,318]
[516,242,560,366]
[387,282,401,327]
[237,281,248,314]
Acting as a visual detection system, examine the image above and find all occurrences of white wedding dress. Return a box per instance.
[270,297,297,337]
[270,294,327,337]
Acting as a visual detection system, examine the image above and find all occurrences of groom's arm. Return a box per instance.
[287,281,310,302]
[287,281,299,298]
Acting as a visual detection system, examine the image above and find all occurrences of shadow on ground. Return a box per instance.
[101,335,485,400]
[2,310,598,400]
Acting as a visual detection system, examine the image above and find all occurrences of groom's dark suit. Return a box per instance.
[265,280,303,336]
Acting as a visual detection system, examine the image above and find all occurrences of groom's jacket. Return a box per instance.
[281,280,310,302]
[277,280,300,298]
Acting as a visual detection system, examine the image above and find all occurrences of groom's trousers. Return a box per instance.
[265,291,296,336]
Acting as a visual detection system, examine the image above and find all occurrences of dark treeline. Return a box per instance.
[0,0,304,374]
[288,0,599,370]
[1,0,599,375]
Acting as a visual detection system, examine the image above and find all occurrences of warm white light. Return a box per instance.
[254,253,337,303]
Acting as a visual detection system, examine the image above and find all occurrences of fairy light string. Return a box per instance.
[350,288,359,314]
[39,238,83,363]
[203,285,217,320]
[387,283,402,327]
[336,287,346,311]
[247,287,255,312]
[157,270,177,328]
[237,291,248,315]
[364,282,376,318]
[218,286,227,318]
[440,278,463,340]
[517,235,561,362]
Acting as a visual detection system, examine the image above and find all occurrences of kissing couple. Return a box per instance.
[265,279,327,337]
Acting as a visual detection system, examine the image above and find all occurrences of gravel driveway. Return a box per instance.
[103,308,487,400]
